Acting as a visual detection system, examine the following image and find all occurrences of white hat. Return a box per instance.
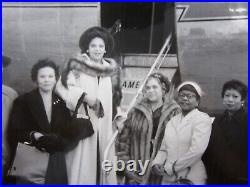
[177,81,203,97]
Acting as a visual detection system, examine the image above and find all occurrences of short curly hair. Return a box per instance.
[221,79,247,101]
[31,58,59,82]
[79,26,115,56]
[146,72,170,94]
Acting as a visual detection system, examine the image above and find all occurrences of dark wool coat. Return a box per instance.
[8,89,72,184]
[203,108,248,184]
[117,97,181,184]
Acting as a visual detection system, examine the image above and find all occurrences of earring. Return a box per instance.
[86,50,89,53]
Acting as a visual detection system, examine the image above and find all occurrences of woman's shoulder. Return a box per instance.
[14,89,35,103]
[191,109,212,123]
[53,92,67,106]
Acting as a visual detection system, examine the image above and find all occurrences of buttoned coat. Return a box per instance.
[153,109,212,184]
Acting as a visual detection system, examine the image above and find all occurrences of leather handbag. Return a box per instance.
[9,142,49,184]
[69,93,94,141]
[171,161,194,185]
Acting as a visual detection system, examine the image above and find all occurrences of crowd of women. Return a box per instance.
[2,26,248,185]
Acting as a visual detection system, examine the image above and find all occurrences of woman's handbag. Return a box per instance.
[70,93,94,141]
[9,142,49,184]
[171,161,194,185]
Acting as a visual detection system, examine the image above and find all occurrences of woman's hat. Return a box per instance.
[177,81,203,97]
[2,55,11,68]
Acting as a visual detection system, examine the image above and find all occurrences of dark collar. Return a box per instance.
[223,107,246,122]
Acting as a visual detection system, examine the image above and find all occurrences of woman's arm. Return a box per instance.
[56,73,98,112]
[9,97,42,145]
[152,128,168,166]
[164,115,212,175]
[116,112,132,163]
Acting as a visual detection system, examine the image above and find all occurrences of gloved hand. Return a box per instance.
[97,99,104,118]
[151,164,165,176]
[92,99,104,118]
[37,134,61,153]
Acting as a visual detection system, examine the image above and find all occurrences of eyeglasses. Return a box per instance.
[178,93,196,100]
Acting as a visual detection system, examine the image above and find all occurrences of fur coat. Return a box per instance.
[117,97,181,184]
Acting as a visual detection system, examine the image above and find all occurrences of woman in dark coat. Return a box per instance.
[204,79,248,184]
[8,59,72,184]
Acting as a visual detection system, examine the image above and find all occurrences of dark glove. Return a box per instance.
[95,99,104,118]
[37,134,61,153]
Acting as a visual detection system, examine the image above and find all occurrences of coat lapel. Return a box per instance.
[27,89,51,133]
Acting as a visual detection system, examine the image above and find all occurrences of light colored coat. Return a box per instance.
[152,108,212,184]
[2,85,18,174]
[56,60,117,184]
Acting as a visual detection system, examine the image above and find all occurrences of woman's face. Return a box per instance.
[88,37,106,62]
[37,67,56,93]
[178,90,199,113]
[223,89,242,112]
[144,78,163,103]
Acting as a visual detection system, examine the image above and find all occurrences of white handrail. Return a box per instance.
[127,33,172,112]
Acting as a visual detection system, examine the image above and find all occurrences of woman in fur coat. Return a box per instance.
[116,73,181,184]
[56,27,118,184]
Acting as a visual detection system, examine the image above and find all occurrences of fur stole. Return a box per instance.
[72,56,118,77]
[61,55,118,88]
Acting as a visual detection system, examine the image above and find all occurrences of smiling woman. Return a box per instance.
[152,81,212,184]
[116,72,181,184]
[55,26,118,184]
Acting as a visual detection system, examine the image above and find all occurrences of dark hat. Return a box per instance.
[2,55,11,68]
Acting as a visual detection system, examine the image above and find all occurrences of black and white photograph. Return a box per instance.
[2,2,248,185]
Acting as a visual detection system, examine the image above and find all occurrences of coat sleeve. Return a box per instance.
[8,97,33,144]
[152,124,169,166]
[116,111,134,163]
[164,114,212,175]
[55,72,86,111]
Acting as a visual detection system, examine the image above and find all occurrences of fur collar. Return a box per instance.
[75,57,118,77]
[134,96,179,116]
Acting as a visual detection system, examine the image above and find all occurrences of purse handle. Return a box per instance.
[172,160,191,179]
[73,92,89,117]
